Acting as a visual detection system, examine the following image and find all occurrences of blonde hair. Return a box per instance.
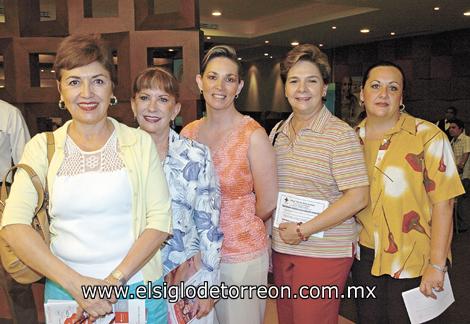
[201,45,242,78]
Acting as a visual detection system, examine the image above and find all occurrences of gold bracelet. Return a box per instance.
[109,269,127,286]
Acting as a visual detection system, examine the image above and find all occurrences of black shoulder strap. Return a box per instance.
[271,119,286,146]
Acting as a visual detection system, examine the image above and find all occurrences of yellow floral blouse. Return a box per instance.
[356,113,464,278]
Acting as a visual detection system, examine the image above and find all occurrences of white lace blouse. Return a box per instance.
[50,131,143,283]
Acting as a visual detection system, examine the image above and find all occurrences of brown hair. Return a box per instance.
[201,45,242,78]
[53,34,116,85]
[280,44,330,84]
[132,67,179,101]
[448,118,464,130]
[362,61,406,91]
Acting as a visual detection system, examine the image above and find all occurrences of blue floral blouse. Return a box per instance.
[161,129,223,286]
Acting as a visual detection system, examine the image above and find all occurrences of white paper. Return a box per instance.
[44,299,146,323]
[126,299,146,324]
[402,272,454,324]
[273,191,329,238]
[44,300,79,324]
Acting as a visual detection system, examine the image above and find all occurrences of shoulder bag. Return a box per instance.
[0,132,55,284]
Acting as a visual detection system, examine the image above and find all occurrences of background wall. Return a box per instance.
[0,0,201,136]
[332,28,470,123]
[238,60,289,113]
[236,28,470,126]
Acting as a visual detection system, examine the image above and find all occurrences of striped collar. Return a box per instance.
[281,106,332,137]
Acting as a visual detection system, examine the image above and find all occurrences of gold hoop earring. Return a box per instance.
[399,104,406,113]
[110,96,118,106]
[58,100,66,110]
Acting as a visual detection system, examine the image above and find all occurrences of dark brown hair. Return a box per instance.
[132,67,179,101]
[448,118,464,130]
[280,44,331,84]
[447,106,457,114]
[201,45,242,78]
[361,61,406,91]
[53,34,116,85]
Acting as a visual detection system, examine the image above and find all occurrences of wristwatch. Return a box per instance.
[110,269,127,286]
[429,262,447,273]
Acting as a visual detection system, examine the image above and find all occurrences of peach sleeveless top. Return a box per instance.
[181,116,268,263]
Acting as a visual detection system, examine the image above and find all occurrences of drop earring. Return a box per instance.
[58,100,66,110]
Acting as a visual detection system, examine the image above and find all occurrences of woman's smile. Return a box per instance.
[143,115,162,123]
[77,101,99,111]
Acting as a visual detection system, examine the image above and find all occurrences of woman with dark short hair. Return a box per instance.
[352,61,464,323]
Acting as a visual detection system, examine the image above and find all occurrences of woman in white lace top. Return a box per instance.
[1,34,172,323]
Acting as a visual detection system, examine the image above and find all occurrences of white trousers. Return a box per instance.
[215,251,269,324]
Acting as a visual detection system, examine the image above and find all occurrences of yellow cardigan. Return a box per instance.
[1,117,172,282]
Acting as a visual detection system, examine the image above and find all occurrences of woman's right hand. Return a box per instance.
[65,275,116,321]
[279,222,303,245]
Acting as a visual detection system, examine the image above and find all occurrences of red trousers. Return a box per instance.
[273,251,353,324]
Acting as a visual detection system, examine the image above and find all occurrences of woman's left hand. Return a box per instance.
[278,222,302,245]
[194,298,214,319]
[419,266,445,299]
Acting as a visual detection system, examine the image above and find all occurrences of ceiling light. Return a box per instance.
[332,26,337,30]
[40,69,44,72]
[206,36,211,40]
[264,53,269,56]
[212,10,222,16]
[319,43,324,47]
[434,7,440,11]
[291,41,299,46]
[390,32,396,36]
[360,28,370,33]
[237,57,242,61]
[168,48,174,52]
[51,70,55,73]
[464,11,470,16]
[265,40,270,44]
[270,56,273,58]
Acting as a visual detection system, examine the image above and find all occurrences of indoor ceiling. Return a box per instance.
[199,0,470,61]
